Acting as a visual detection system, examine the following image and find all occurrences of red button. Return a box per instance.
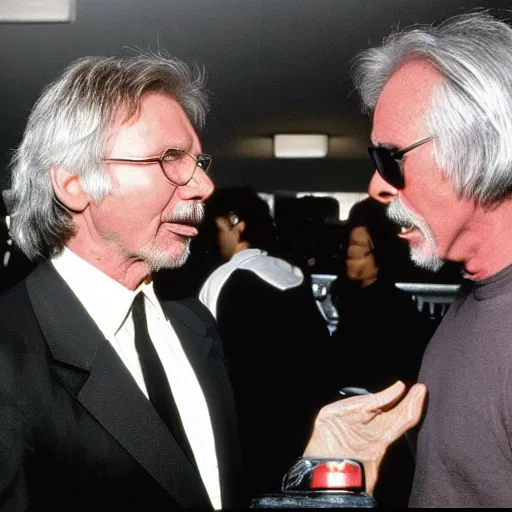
[310,460,363,490]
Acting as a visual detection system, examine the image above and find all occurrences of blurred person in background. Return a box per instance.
[332,196,435,393]
[331,196,435,508]
[0,190,35,294]
[199,185,335,498]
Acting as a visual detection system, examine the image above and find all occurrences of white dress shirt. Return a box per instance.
[52,247,222,509]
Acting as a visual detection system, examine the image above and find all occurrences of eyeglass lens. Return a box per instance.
[367,147,405,189]
[161,148,211,186]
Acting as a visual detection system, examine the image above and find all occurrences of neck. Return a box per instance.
[360,276,378,288]
[230,241,251,258]
[447,199,512,280]
[65,237,152,291]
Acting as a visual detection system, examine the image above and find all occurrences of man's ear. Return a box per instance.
[233,219,246,236]
[50,167,90,213]
[228,212,240,227]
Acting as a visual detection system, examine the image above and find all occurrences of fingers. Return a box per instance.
[303,382,427,461]
[313,381,410,417]
[402,382,427,426]
[366,383,427,493]
[378,383,427,444]
[371,381,407,410]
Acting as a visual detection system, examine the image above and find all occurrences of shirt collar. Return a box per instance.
[230,248,266,263]
[51,247,162,339]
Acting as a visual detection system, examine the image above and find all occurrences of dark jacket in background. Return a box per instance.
[201,253,334,498]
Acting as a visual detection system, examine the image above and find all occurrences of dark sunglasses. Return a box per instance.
[368,136,433,189]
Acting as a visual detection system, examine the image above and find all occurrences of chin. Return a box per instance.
[139,240,191,272]
[410,246,444,272]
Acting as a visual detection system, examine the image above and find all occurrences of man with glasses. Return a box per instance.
[353,10,512,507]
[0,53,425,509]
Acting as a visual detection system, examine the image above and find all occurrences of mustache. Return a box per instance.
[164,202,205,227]
[386,199,420,228]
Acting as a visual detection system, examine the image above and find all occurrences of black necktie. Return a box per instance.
[131,292,197,467]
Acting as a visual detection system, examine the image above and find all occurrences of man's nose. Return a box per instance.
[368,171,399,205]
[178,167,215,202]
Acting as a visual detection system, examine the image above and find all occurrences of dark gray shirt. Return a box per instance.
[410,264,512,507]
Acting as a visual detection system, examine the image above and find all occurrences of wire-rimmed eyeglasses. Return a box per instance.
[367,136,433,189]
[102,147,212,186]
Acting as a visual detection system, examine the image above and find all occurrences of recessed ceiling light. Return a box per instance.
[274,134,328,158]
[0,0,76,23]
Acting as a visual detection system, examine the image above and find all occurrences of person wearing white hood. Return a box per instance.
[199,185,334,499]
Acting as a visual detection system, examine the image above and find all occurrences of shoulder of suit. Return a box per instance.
[163,296,222,337]
[0,275,31,320]
[176,296,217,323]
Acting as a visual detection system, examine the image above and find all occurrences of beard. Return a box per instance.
[386,199,444,272]
[137,202,205,272]
[138,237,192,272]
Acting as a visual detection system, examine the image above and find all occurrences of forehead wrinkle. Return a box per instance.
[372,58,443,146]
[108,92,197,157]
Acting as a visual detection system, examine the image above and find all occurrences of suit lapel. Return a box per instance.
[164,300,246,508]
[26,262,211,509]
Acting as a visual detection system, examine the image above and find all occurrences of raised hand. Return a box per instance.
[303,381,427,494]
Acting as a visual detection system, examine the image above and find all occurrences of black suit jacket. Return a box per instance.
[214,269,334,498]
[0,262,246,510]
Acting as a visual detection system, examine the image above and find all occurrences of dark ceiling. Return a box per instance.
[1,0,511,193]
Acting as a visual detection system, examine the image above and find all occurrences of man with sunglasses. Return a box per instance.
[353,10,512,507]
[0,53,426,509]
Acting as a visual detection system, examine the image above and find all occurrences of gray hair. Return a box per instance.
[8,52,209,260]
[352,11,512,206]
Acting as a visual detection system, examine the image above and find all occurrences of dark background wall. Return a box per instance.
[1,0,511,194]
[209,158,374,193]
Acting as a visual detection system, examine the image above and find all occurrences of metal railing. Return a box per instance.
[311,275,461,333]
[395,282,460,319]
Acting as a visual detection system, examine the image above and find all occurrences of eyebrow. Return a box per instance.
[142,144,198,158]
[369,135,388,146]
[369,138,400,151]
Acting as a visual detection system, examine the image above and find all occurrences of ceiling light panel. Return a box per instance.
[274,134,328,158]
[0,0,76,23]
